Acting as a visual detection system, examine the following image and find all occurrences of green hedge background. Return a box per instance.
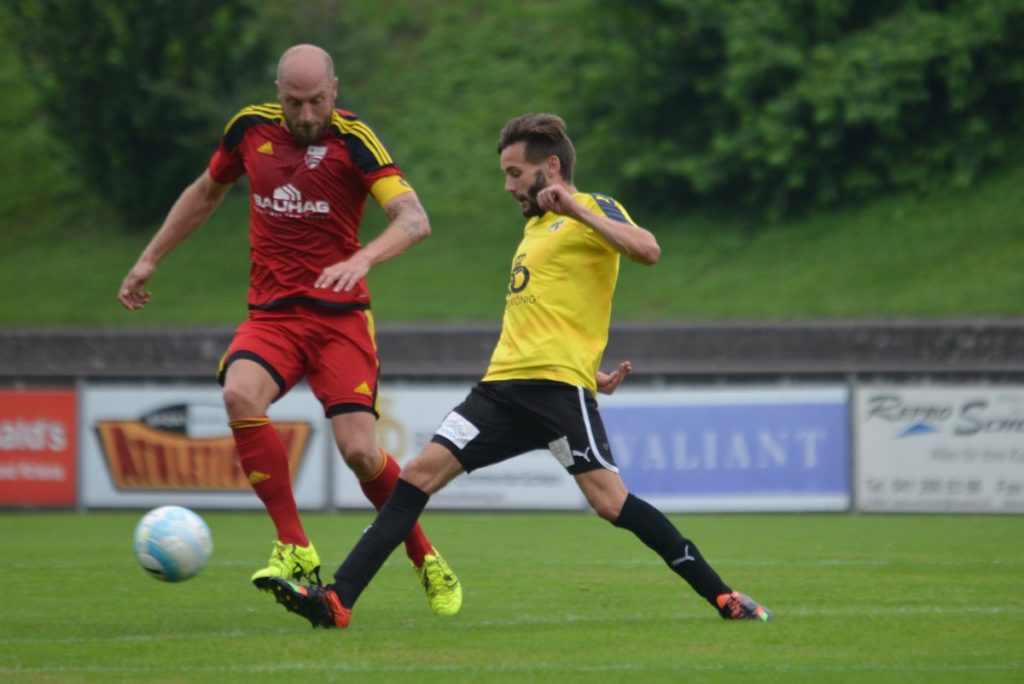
[1,0,1022,323]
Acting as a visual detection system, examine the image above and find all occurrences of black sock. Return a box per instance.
[612,493,730,606]
[332,478,430,608]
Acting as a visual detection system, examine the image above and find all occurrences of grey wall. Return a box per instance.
[3,319,1023,385]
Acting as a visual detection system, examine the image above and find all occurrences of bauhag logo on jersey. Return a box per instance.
[94,403,311,491]
[253,183,330,217]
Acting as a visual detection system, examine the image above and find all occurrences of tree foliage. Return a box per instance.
[8,0,268,228]
[6,0,1024,225]
[576,0,1024,217]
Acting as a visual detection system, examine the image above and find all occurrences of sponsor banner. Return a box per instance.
[81,384,328,509]
[335,386,585,510]
[0,389,77,507]
[600,387,850,512]
[855,386,1024,512]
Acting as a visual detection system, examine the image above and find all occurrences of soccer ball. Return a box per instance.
[133,505,213,582]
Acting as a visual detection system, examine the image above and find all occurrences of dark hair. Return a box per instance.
[497,113,575,182]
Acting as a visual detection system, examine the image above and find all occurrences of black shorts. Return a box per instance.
[430,380,618,475]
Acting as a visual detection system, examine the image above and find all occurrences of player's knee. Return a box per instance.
[579,477,628,521]
[338,442,380,479]
[399,455,435,489]
[222,385,263,418]
[397,444,461,495]
[590,497,624,522]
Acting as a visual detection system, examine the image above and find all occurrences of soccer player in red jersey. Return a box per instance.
[117,44,460,616]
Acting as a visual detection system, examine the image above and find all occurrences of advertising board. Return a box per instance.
[855,386,1024,512]
[601,387,851,512]
[0,389,77,507]
[80,384,328,509]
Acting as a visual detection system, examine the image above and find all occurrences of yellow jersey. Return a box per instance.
[482,192,637,394]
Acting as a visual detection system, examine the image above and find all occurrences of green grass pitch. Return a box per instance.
[1,511,1021,683]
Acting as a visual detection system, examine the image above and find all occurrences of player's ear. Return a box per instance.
[545,155,561,181]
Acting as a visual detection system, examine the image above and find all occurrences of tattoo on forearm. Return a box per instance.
[385,194,428,241]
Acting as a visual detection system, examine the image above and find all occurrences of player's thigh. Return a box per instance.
[432,384,543,472]
[219,319,307,417]
[221,359,281,418]
[529,383,618,475]
[306,310,380,416]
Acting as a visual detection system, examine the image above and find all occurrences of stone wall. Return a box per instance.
[3,319,1023,384]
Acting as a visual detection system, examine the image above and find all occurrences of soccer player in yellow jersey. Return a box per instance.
[267,113,773,628]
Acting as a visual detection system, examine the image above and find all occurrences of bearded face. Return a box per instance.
[281,95,333,145]
[520,170,549,218]
[501,142,556,218]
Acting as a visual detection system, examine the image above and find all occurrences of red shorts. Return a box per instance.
[218,306,380,417]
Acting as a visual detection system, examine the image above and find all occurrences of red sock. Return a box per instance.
[360,449,433,566]
[231,417,308,546]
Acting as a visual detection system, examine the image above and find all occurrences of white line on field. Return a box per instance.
[18,556,1016,573]
[1,661,1022,676]
[173,556,1023,570]
[0,604,1020,646]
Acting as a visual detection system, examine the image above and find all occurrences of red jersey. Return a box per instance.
[208,104,405,311]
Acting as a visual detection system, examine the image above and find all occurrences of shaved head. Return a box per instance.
[276,44,335,88]
[275,44,338,145]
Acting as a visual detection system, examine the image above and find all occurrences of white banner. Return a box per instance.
[335,385,585,510]
[855,386,1024,512]
[80,383,329,509]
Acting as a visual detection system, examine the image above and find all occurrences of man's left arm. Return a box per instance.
[597,360,632,395]
[537,185,660,265]
[316,190,431,292]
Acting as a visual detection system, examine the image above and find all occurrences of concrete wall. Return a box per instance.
[2,319,1023,384]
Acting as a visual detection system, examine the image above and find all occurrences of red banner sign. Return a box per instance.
[0,389,77,507]
[94,420,309,490]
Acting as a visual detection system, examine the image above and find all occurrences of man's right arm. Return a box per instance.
[315,183,431,293]
[118,170,233,310]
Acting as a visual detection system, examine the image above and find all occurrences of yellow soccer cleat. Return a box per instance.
[416,551,462,616]
[251,540,322,590]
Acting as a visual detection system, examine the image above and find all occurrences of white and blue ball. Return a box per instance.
[133,505,212,582]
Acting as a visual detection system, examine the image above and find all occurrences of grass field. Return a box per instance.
[4,157,1023,326]
[1,511,1021,683]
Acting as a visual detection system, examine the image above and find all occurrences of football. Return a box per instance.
[133,505,213,582]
